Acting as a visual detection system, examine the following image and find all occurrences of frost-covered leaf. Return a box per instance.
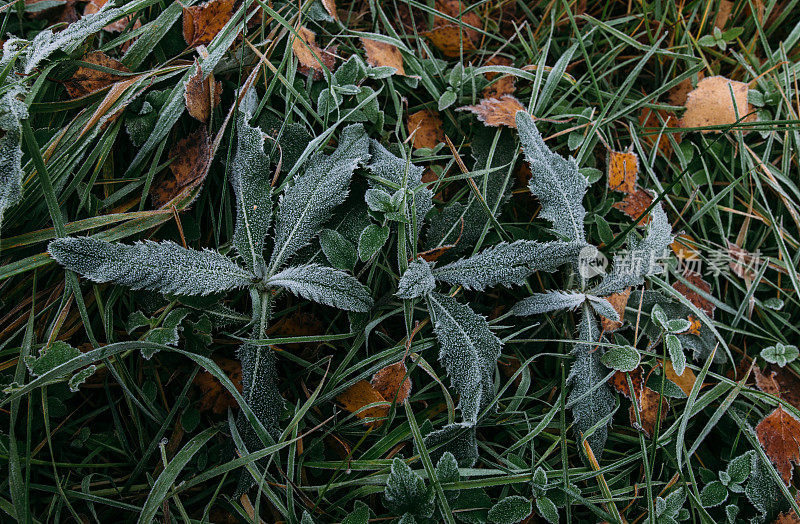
[24,341,96,392]
[341,500,370,524]
[266,264,373,312]
[436,451,461,504]
[319,228,357,271]
[269,124,369,270]
[231,88,272,273]
[384,458,435,518]
[746,452,788,521]
[237,341,283,448]
[727,450,754,485]
[517,111,586,242]
[536,496,559,524]
[511,291,585,317]
[567,309,615,458]
[396,258,435,299]
[700,480,728,507]
[593,204,672,296]
[666,334,686,376]
[761,343,799,368]
[433,240,584,291]
[426,293,501,424]
[68,365,96,392]
[600,345,640,372]
[421,422,479,468]
[358,223,390,261]
[488,495,532,524]
[0,88,27,231]
[142,308,190,359]
[48,237,254,296]
[587,295,619,321]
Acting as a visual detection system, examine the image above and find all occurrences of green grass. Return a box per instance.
[2,0,800,522]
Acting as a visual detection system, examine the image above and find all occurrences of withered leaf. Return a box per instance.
[84,0,136,32]
[321,0,338,20]
[756,406,800,485]
[407,109,444,149]
[151,127,212,208]
[292,26,337,79]
[458,95,524,128]
[672,270,716,318]
[371,361,411,404]
[680,76,756,132]
[714,0,734,29]
[423,25,477,57]
[184,60,222,123]
[26,0,79,25]
[607,149,639,194]
[182,0,234,47]
[64,51,131,99]
[755,365,800,411]
[613,187,653,223]
[634,385,669,437]
[194,356,243,414]
[600,288,630,332]
[434,0,481,43]
[266,312,324,353]
[663,359,697,397]
[608,366,644,401]
[638,106,680,157]
[337,380,388,427]
[362,37,405,76]
[482,55,515,98]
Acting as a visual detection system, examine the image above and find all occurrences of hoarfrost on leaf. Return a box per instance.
[396,258,436,299]
[511,291,586,317]
[266,264,373,312]
[384,458,435,518]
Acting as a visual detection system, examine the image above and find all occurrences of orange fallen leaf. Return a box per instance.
[182,0,234,47]
[337,380,388,427]
[151,127,212,208]
[687,315,702,336]
[714,0,734,29]
[634,385,669,437]
[680,76,756,132]
[672,270,715,318]
[671,234,700,261]
[607,149,639,194]
[755,366,800,411]
[292,26,337,79]
[663,359,697,396]
[482,55,515,98]
[608,367,644,401]
[64,51,131,99]
[194,356,243,414]
[84,0,136,32]
[434,0,481,42]
[600,288,631,332]
[458,95,524,128]
[362,38,405,76]
[613,187,653,223]
[639,106,681,157]
[407,109,444,149]
[184,60,222,123]
[321,0,337,20]
[667,73,704,107]
[424,25,477,57]
[756,406,800,485]
[371,361,412,403]
[774,511,800,524]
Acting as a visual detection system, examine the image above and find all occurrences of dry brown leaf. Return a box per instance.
[185,60,222,123]
[182,0,234,47]
[266,312,324,353]
[292,26,336,79]
[194,357,243,414]
[424,25,477,57]
[663,359,697,396]
[714,0,734,29]
[755,366,800,411]
[774,511,800,524]
[672,270,715,318]
[613,187,654,222]
[434,0,481,42]
[671,234,700,261]
[371,362,412,404]
[756,406,800,485]
[667,73,704,106]
[321,0,338,20]
[600,288,631,332]
[458,95,524,128]
[482,55,515,98]
[63,51,130,99]
[361,38,405,76]
[151,127,212,208]
[680,75,756,132]
[84,0,136,32]
[634,386,669,437]
[337,380,388,427]
[607,149,639,194]
[407,109,444,149]
[608,367,644,401]
[26,0,79,25]
[638,106,680,157]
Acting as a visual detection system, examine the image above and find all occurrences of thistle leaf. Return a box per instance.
[587,295,620,321]
[0,88,27,231]
[566,308,615,458]
[48,237,254,295]
[384,458,435,518]
[593,204,672,296]
[511,291,586,317]
[421,422,479,468]
[266,264,373,312]
[269,124,369,270]
[516,111,587,242]
[426,292,501,424]
[231,88,272,272]
[236,341,283,447]
[433,240,584,291]
[396,258,436,299]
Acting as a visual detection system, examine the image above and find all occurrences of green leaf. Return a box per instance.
[319,228,357,271]
[236,341,282,448]
[421,423,479,468]
[439,89,457,111]
[269,124,369,271]
[48,237,254,296]
[426,293,502,424]
[761,343,799,367]
[699,480,728,508]
[517,111,587,242]
[587,295,619,321]
[341,500,370,524]
[535,496,559,524]
[358,223,390,261]
[666,334,685,376]
[727,451,753,485]
[24,341,80,376]
[487,495,532,524]
[397,258,436,299]
[67,366,96,392]
[511,291,585,317]
[384,458,435,518]
[436,451,461,505]
[600,345,640,372]
[266,264,373,312]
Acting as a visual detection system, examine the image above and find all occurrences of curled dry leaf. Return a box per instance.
[337,380,388,427]
[182,0,234,47]
[292,26,337,79]
[185,60,222,123]
[371,361,412,403]
[672,270,716,318]
[756,406,800,485]
[458,95,524,128]
[680,76,756,132]
[407,109,444,149]
[362,38,405,76]
[194,356,243,414]
[755,365,800,411]
[600,287,630,332]
[607,149,639,194]
[151,127,212,208]
[482,55,515,98]
[424,25,477,57]
[64,51,130,99]
[608,366,668,437]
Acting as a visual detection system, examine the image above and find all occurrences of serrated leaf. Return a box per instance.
[341,500,370,524]
[396,258,435,299]
[433,240,584,291]
[266,264,373,312]
[700,480,728,507]
[231,88,272,273]
[358,223,390,261]
[587,295,619,321]
[236,341,282,447]
[488,495,532,524]
[68,365,96,392]
[517,111,586,242]
[384,458,435,518]
[600,345,640,372]
[535,497,559,524]
[269,124,369,270]
[142,308,190,358]
[593,203,672,296]
[421,422,478,468]
[0,89,26,231]
[48,237,254,296]
[567,309,615,458]
[426,293,502,424]
[435,451,460,484]
[25,341,81,376]
[319,228,357,271]
[727,450,753,485]
[511,291,585,317]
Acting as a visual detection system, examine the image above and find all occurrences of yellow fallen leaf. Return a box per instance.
[680,75,756,132]
[607,149,639,194]
[458,95,524,128]
[362,38,405,76]
[337,380,389,427]
[407,109,444,149]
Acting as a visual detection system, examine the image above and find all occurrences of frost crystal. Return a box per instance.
[427,292,501,424]
[48,237,254,296]
[0,88,27,231]
[266,264,373,312]
[517,111,587,243]
[511,291,586,316]
[396,258,436,299]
